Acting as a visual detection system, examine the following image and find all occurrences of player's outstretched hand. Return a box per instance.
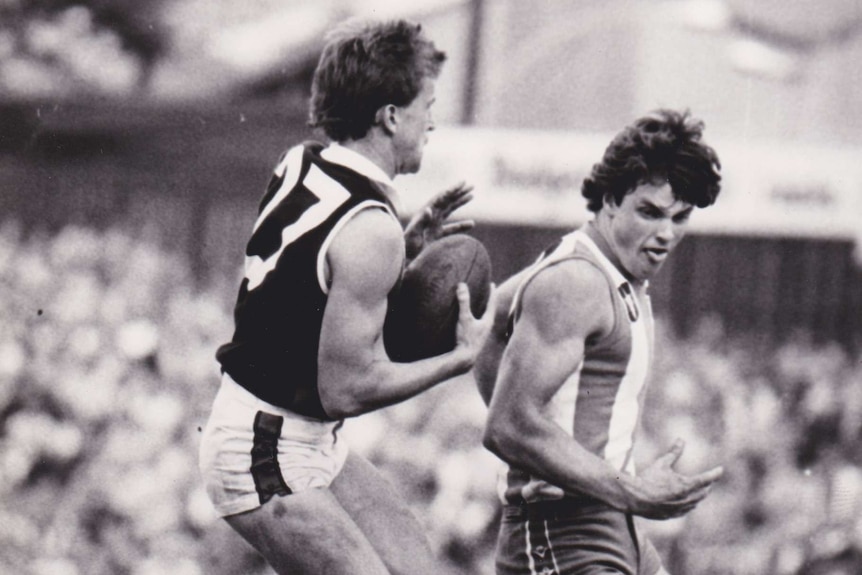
[627,439,724,520]
[454,281,498,360]
[404,182,475,260]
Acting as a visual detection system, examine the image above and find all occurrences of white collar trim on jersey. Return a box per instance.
[573,229,629,288]
[321,143,404,216]
[321,143,396,188]
[573,228,647,322]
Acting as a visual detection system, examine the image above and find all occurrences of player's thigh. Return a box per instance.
[330,451,445,575]
[224,487,389,575]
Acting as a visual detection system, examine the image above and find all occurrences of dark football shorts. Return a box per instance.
[495,497,663,575]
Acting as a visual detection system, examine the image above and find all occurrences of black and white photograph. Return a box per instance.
[1,1,861,574]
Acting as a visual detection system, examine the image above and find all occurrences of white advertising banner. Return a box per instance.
[398,127,862,242]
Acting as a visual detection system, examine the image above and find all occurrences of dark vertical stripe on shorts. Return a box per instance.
[251,411,292,504]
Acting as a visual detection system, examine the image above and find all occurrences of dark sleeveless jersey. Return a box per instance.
[216,141,399,420]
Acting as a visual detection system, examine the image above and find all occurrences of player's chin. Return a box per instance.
[407,156,423,174]
[634,260,664,281]
[397,160,421,176]
[644,263,665,279]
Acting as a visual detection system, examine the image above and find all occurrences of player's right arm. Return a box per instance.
[317,208,496,419]
[482,259,722,519]
[473,268,529,405]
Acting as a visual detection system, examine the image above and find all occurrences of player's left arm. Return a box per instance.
[473,267,529,405]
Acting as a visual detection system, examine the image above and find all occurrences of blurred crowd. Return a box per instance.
[641,318,862,575]
[1,222,861,575]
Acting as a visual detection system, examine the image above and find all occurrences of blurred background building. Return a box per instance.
[2,1,862,574]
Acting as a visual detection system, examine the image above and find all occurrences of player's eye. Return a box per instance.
[639,206,662,219]
[673,210,692,224]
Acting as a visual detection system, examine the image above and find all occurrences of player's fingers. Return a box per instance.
[437,188,474,217]
[430,182,462,206]
[456,282,472,319]
[650,441,683,470]
[480,283,499,320]
[660,486,712,515]
[440,220,475,236]
[672,470,723,503]
[662,439,685,468]
[441,181,471,199]
[667,501,700,518]
[688,465,724,489]
[437,182,472,201]
[441,194,473,217]
[672,485,713,509]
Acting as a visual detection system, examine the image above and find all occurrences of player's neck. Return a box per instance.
[585,220,644,288]
[338,138,396,180]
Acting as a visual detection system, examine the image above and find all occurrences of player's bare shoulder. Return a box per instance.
[334,206,403,250]
[327,207,404,292]
[519,257,614,340]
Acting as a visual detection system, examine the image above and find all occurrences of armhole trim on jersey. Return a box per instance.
[510,254,620,345]
[509,231,583,326]
[572,230,642,329]
[316,200,397,294]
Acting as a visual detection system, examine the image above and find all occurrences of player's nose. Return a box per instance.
[655,219,676,244]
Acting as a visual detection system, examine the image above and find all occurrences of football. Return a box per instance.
[385,234,492,362]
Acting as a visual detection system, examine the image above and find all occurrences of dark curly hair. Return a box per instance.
[308,19,446,142]
[581,109,722,213]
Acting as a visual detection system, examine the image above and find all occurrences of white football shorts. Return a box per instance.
[198,372,349,517]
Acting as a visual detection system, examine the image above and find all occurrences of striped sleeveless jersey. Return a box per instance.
[501,227,654,504]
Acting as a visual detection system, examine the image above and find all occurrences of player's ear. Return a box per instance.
[375,104,398,135]
[602,192,620,216]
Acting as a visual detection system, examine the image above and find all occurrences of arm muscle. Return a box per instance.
[484,260,641,510]
[317,208,475,418]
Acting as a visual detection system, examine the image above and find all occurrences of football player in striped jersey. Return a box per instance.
[476,110,724,575]
[199,19,496,575]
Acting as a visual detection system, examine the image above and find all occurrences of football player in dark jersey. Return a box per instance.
[199,18,496,575]
[475,110,724,575]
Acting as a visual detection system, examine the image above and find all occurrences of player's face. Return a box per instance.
[604,182,693,282]
[393,78,436,176]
